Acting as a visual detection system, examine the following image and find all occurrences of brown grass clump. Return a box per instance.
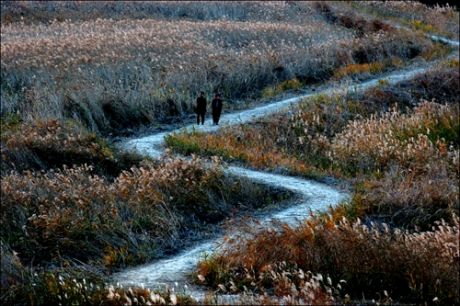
[166,128,317,178]
[330,101,459,174]
[197,215,460,304]
[333,61,385,79]
[1,118,144,176]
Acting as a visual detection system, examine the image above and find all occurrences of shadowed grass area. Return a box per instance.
[1,118,145,177]
[1,246,197,306]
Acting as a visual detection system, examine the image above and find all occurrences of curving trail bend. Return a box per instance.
[114,35,459,294]
[113,168,348,290]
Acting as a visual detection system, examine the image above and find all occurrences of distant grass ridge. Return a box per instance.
[1,2,446,135]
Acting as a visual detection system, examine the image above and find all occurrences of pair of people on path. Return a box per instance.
[196,91,223,125]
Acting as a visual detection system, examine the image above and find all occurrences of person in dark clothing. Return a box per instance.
[211,93,223,125]
[196,91,207,125]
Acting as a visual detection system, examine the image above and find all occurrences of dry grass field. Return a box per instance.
[1,1,459,305]
[1,1,451,134]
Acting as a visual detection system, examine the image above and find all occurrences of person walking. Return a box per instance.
[196,91,207,125]
[211,93,223,125]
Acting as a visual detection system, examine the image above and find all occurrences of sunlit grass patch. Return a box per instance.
[261,78,303,99]
[166,129,324,180]
[410,19,436,33]
[334,62,385,79]
[330,101,459,175]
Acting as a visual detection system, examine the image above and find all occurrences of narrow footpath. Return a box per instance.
[114,35,459,297]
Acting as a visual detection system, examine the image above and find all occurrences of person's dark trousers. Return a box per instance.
[197,112,205,124]
[212,109,222,125]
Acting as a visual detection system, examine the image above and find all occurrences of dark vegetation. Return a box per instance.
[315,2,394,37]
[1,117,144,177]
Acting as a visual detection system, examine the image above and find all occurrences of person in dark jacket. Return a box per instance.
[211,93,223,125]
[196,91,207,125]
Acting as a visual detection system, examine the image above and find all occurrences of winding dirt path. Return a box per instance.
[113,168,348,290]
[114,36,459,296]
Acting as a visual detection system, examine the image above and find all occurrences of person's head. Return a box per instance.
[216,93,221,98]
[200,91,205,96]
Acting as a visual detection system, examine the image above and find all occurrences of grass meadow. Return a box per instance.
[1,1,459,305]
